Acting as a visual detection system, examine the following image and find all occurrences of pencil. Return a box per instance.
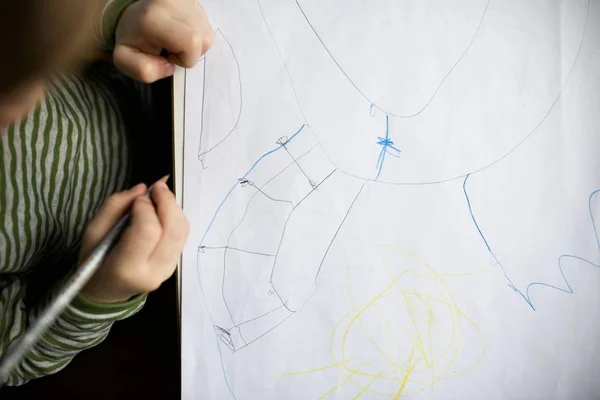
[0,175,170,387]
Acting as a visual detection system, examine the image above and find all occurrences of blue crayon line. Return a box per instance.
[375,115,400,181]
[463,174,600,310]
[200,124,306,245]
[195,124,306,398]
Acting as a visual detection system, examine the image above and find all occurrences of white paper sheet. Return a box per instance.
[181,1,600,398]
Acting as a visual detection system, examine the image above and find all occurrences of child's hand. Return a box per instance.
[80,181,189,303]
[113,0,214,83]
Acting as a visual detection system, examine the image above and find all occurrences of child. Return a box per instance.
[0,0,213,385]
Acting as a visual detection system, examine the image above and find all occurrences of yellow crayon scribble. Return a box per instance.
[341,269,410,367]
[280,360,353,377]
[353,371,386,400]
[394,357,418,400]
[318,361,371,400]
[286,245,486,399]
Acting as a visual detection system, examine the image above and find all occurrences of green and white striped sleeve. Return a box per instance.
[2,282,146,386]
[0,68,148,385]
[95,0,137,51]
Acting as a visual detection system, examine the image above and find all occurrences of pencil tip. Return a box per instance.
[159,174,170,184]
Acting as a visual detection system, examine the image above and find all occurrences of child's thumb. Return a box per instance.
[113,44,176,84]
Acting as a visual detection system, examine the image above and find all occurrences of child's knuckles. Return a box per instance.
[134,219,163,243]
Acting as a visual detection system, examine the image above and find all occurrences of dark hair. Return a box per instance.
[0,0,103,94]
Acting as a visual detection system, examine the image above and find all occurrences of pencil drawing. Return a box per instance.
[256,0,591,185]
[198,125,365,352]
[184,1,597,398]
[292,0,493,118]
[197,28,243,166]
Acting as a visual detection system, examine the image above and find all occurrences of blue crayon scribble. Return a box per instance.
[375,115,401,181]
[195,124,307,399]
[200,124,306,245]
[463,174,600,310]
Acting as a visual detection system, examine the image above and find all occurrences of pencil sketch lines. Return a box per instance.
[314,183,365,283]
[211,166,341,346]
[186,3,595,399]
[293,0,492,118]
[197,29,243,165]
[198,123,367,360]
[199,124,307,244]
[255,0,591,186]
[278,136,317,188]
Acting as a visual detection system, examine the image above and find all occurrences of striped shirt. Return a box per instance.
[0,0,146,386]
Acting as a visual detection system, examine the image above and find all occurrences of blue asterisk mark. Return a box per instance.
[375,115,401,180]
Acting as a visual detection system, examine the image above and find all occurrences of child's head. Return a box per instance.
[0,0,103,127]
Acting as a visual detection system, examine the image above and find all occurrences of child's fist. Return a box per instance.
[80,181,189,303]
[113,0,214,83]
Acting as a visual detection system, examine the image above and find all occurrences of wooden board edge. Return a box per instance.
[172,66,186,326]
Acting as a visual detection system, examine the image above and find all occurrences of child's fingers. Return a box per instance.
[137,4,213,68]
[113,45,176,84]
[148,182,189,277]
[116,196,163,263]
[83,184,146,247]
[162,27,214,69]
[144,19,207,68]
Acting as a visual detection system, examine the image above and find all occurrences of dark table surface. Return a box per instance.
[2,276,180,400]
